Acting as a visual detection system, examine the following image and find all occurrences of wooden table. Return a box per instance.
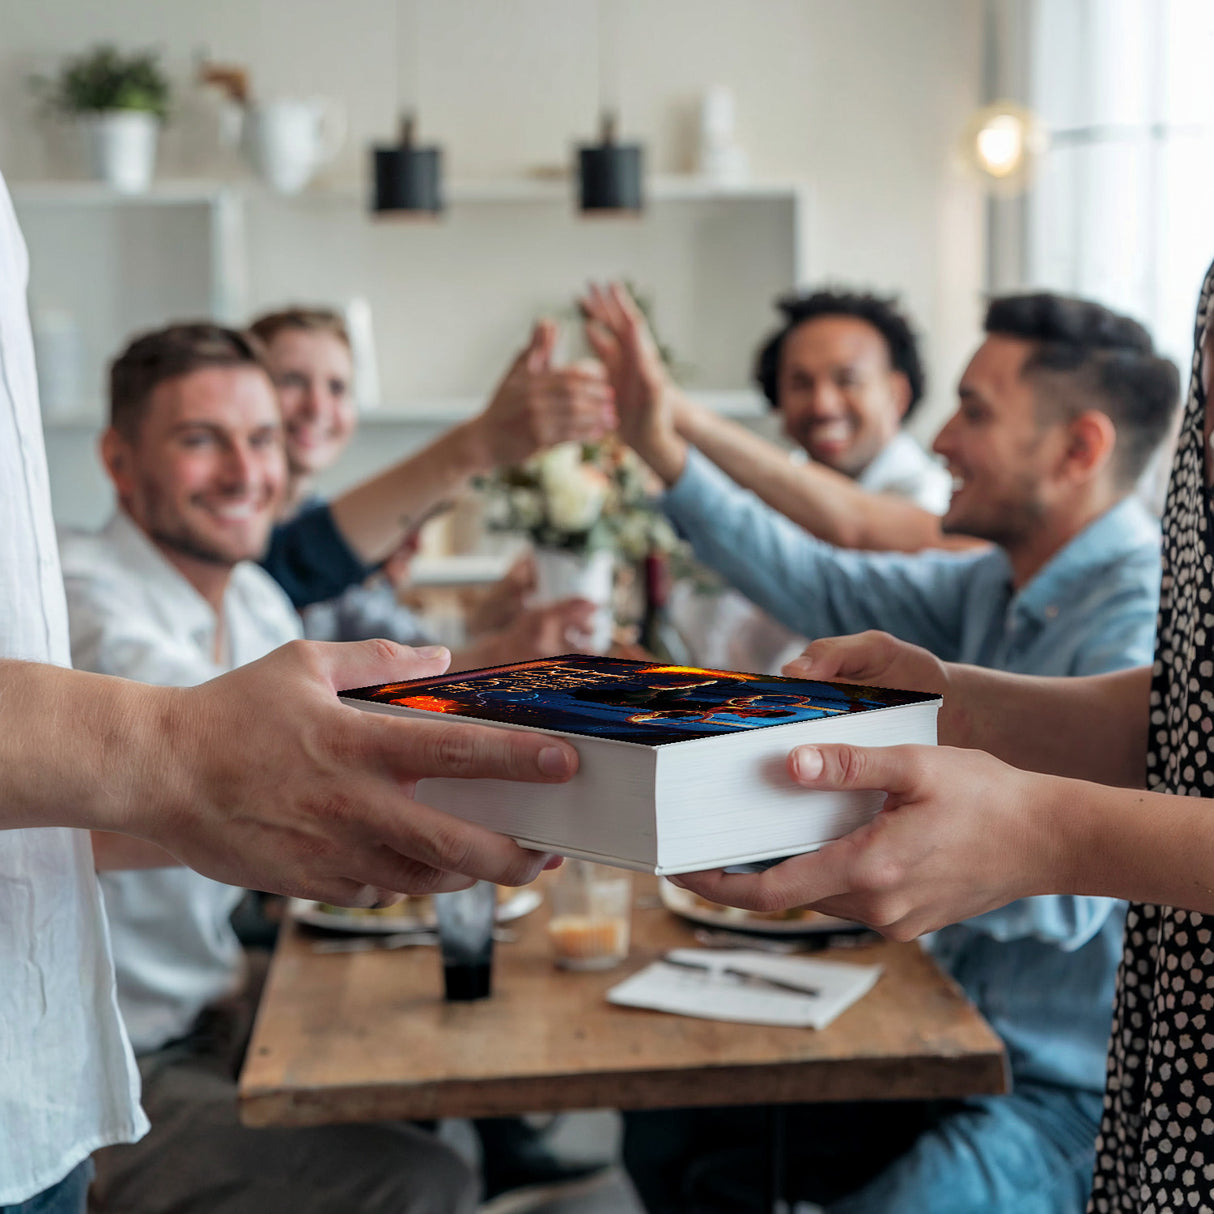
[239,877,1007,1129]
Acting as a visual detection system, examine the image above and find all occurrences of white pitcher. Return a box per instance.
[242,98,345,194]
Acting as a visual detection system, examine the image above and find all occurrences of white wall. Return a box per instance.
[1,0,987,518]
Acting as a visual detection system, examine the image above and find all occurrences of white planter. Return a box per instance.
[532,547,615,653]
[81,111,159,194]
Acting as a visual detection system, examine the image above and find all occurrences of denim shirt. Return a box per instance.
[665,448,1163,1093]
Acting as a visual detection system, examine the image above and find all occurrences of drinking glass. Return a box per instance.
[434,881,496,1000]
[547,861,632,970]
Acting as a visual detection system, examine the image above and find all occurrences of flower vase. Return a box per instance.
[532,547,615,653]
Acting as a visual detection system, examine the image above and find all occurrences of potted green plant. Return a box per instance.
[32,45,171,194]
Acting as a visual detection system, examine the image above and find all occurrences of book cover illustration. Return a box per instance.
[342,655,937,746]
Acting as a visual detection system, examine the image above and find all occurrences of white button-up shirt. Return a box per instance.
[855,428,952,513]
[0,171,147,1204]
[60,511,302,1053]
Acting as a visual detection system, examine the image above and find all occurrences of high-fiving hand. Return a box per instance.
[580,282,688,485]
[474,319,617,467]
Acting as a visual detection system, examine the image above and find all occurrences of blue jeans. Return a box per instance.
[623,1084,1104,1214]
[1,1161,93,1214]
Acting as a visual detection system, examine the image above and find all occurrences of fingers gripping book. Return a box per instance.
[341,655,939,875]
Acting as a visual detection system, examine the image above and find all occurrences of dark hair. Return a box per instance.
[754,288,926,419]
[248,306,351,351]
[109,322,271,440]
[985,293,1181,489]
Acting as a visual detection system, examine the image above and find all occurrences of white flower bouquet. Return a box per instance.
[477,437,680,559]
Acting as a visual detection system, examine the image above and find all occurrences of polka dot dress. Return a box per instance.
[1089,260,1214,1213]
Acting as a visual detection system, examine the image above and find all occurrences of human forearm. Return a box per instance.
[0,660,184,833]
[1056,777,1214,911]
[675,397,945,552]
[676,741,1214,934]
[942,662,1151,785]
[328,421,487,565]
[664,453,959,646]
[92,830,181,870]
[632,417,689,487]
[786,634,1152,786]
[1,642,582,902]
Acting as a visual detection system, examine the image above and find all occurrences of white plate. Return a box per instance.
[290,887,543,935]
[658,877,861,936]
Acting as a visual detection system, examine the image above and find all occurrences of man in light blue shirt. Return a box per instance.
[594,291,1180,1213]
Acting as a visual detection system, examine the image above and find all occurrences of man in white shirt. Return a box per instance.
[0,167,146,1214]
[61,322,478,1214]
[0,166,579,1214]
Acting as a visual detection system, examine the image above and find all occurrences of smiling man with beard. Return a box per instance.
[594,292,1184,1214]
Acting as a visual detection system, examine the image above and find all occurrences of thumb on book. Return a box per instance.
[788,742,922,794]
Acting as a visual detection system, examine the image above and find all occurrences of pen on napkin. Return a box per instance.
[661,953,820,996]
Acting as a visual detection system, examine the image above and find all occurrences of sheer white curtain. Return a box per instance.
[1022,0,1214,369]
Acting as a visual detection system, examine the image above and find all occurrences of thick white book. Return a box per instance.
[341,655,940,875]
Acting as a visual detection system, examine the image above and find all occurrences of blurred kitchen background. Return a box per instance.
[2,0,1212,543]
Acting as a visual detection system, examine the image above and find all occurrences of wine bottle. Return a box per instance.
[638,552,691,664]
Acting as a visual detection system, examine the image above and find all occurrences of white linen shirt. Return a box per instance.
[60,511,303,1054]
[0,171,147,1204]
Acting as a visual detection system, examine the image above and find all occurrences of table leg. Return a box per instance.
[769,1104,790,1214]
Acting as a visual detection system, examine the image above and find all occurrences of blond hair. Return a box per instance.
[248,306,351,351]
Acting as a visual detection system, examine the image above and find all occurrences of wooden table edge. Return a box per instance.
[241,1049,1009,1128]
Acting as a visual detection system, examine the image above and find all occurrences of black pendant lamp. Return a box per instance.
[371,1,442,217]
[373,113,443,216]
[578,110,643,214]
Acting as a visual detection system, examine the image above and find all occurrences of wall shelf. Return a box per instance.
[10,179,237,206]
[12,174,806,208]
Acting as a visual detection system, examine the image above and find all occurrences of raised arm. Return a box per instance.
[328,321,617,565]
[583,281,973,553]
[673,395,975,553]
[0,641,579,902]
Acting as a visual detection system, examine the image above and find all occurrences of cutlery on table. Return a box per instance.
[661,952,820,997]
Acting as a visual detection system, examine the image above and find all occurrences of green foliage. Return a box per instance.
[32,45,171,120]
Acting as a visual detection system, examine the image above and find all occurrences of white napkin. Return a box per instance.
[607,948,882,1029]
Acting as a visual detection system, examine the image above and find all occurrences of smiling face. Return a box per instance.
[932,335,1067,548]
[263,327,356,479]
[776,315,911,477]
[103,365,286,588]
